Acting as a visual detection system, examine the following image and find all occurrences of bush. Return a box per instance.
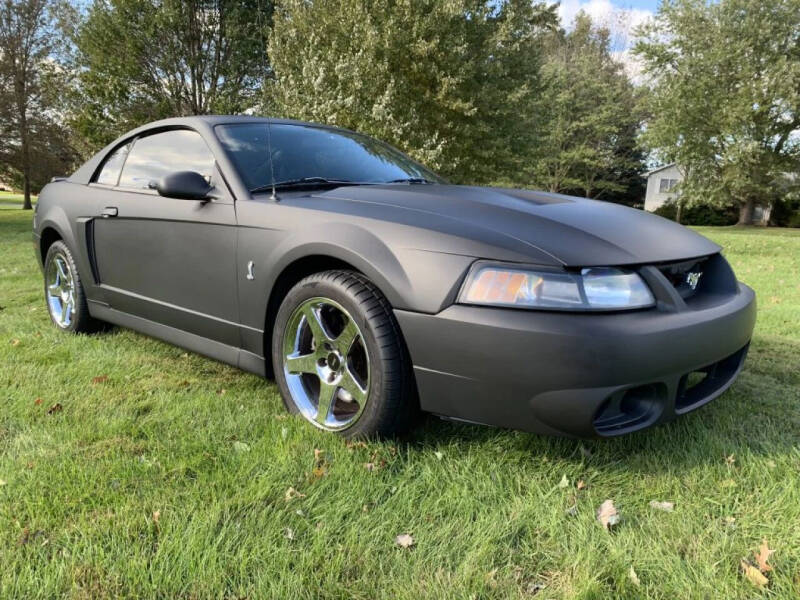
[653,200,738,226]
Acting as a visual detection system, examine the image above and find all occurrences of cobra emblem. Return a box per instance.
[686,271,702,290]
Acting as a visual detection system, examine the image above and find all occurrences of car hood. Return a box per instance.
[316,184,720,267]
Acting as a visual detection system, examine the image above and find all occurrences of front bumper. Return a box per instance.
[396,269,756,438]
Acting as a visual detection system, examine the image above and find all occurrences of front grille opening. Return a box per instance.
[658,257,709,299]
[675,345,749,413]
[594,383,666,436]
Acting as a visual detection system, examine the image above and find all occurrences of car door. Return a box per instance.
[91,128,240,347]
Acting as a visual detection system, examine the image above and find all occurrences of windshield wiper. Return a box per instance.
[385,177,436,185]
[250,177,365,194]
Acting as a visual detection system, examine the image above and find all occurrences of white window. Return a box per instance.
[659,178,678,193]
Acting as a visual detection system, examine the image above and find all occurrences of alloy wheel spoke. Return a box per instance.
[56,259,68,282]
[315,382,337,425]
[340,367,367,404]
[335,319,359,355]
[285,352,319,375]
[303,304,331,344]
[48,283,61,296]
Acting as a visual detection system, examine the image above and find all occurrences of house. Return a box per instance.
[643,163,776,224]
[643,163,682,212]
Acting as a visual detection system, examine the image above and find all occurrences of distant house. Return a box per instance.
[643,163,682,212]
[643,163,775,224]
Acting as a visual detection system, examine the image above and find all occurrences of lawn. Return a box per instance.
[0,191,36,209]
[1,209,799,599]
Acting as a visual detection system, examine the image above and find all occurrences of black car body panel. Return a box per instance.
[34,116,755,438]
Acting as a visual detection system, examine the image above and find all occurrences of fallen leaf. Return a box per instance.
[284,527,295,541]
[284,487,306,502]
[395,533,414,548]
[233,441,250,453]
[649,500,674,512]
[755,539,774,573]
[47,403,62,415]
[364,462,375,472]
[526,582,545,594]
[314,448,325,462]
[180,353,189,358]
[311,466,326,479]
[485,568,498,587]
[91,375,109,385]
[11,339,20,346]
[152,510,160,524]
[345,440,367,450]
[34,398,42,406]
[557,475,569,488]
[576,480,586,490]
[628,566,641,586]
[725,454,736,465]
[741,560,768,587]
[434,451,444,460]
[597,499,619,530]
[0,479,6,486]
[216,388,226,395]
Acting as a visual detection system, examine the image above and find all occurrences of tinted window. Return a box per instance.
[94,143,130,186]
[119,130,215,189]
[215,123,443,191]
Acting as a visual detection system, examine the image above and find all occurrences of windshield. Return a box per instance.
[215,123,444,191]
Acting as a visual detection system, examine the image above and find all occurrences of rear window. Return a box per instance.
[94,144,130,186]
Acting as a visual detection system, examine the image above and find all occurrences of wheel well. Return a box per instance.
[40,227,62,263]
[263,255,360,377]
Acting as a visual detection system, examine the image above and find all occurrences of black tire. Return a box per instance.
[272,270,417,438]
[43,240,105,334]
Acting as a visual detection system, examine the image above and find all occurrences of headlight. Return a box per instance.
[458,263,655,310]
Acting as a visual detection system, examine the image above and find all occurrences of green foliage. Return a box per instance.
[268,0,558,184]
[634,0,800,219]
[653,199,738,226]
[532,12,645,202]
[70,0,272,150]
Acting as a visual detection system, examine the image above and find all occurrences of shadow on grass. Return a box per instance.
[404,335,800,471]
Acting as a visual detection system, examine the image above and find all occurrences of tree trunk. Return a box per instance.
[675,200,682,224]
[20,116,32,211]
[737,198,755,225]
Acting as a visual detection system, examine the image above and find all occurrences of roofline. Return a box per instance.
[642,162,677,177]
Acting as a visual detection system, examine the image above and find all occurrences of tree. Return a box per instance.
[70,0,272,150]
[0,0,74,209]
[268,0,557,184]
[634,0,800,224]
[531,12,645,202]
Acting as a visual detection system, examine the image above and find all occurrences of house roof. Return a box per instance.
[642,163,677,177]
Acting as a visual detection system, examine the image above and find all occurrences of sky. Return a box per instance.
[557,0,662,79]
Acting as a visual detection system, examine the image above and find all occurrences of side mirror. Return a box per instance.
[155,171,212,200]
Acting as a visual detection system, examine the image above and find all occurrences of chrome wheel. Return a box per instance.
[282,297,370,431]
[46,252,76,328]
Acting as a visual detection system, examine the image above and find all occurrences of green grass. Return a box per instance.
[1,210,799,599]
[0,191,36,209]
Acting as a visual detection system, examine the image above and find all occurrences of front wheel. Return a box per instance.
[272,270,416,438]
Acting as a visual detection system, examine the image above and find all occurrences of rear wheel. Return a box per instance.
[44,240,103,334]
[272,270,416,438]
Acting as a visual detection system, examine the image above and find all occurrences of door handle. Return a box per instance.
[101,207,118,218]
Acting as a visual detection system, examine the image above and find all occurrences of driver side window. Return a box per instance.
[118,129,215,190]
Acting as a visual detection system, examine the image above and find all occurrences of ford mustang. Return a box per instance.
[33,116,756,438]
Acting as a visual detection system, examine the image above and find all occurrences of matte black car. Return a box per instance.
[33,116,756,438]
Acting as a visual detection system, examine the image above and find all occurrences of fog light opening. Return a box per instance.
[594,383,665,436]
